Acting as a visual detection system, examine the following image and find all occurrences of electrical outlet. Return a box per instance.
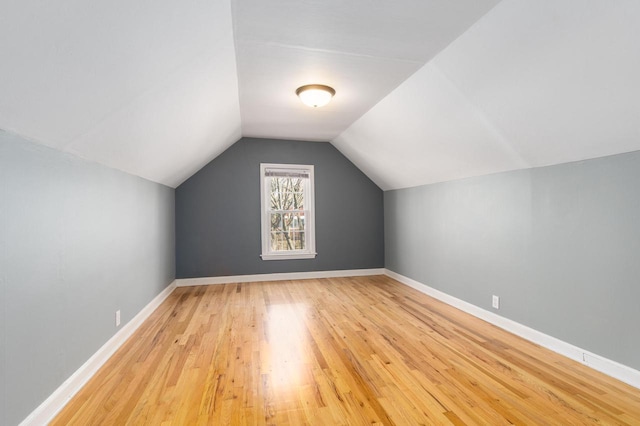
[115,310,121,327]
[492,295,500,309]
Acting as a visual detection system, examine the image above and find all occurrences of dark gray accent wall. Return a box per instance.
[385,151,640,371]
[176,137,384,278]
[0,130,175,426]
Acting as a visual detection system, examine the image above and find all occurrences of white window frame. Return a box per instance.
[260,163,316,261]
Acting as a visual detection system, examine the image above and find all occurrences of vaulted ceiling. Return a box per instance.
[2,1,639,190]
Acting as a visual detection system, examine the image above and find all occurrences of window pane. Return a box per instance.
[270,231,305,251]
[261,163,315,260]
[270,210,306,251]
[269,212,305,234]
[270,213,283,232]
[269,177,305,210]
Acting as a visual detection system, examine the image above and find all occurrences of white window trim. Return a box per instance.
[260,163,316,261]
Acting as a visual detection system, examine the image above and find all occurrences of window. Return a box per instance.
[260,163,316,260]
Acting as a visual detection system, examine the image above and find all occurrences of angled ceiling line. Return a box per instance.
[240,40,426,64]
[429,64,531,171]
[65,45,229,152]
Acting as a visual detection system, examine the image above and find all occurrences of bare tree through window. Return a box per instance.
[261,163,315,260]
[269,177,306,251]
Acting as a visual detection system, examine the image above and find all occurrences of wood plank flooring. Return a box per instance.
[51,276,640,425]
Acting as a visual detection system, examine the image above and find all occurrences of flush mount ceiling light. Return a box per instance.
[295,84,336,108]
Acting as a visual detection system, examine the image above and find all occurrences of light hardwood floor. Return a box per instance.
[52,276,640,425]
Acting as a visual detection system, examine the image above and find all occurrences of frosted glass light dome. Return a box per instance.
[296,84,335,108]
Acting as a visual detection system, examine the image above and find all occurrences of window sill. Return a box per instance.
[261,252,317,261]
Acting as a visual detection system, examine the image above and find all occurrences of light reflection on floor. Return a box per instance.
[266,303,309,392]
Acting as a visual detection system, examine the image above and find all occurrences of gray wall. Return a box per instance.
[176,137,384,278]
[385,151,640,371]
[0,130,175,426]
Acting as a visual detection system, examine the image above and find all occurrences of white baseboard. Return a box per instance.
[175,268,386,287]
[20,281,177,426]
[384,269,640,390]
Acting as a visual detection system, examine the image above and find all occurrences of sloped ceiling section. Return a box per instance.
[233,0,501,142]
[333,0,640,190]
[3,1,639,190]
[0,0,241,187]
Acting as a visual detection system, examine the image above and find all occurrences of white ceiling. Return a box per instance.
[2,1,640,190]
[233,0,500,141]
[334,0,640,190]
[0,0,241,187]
